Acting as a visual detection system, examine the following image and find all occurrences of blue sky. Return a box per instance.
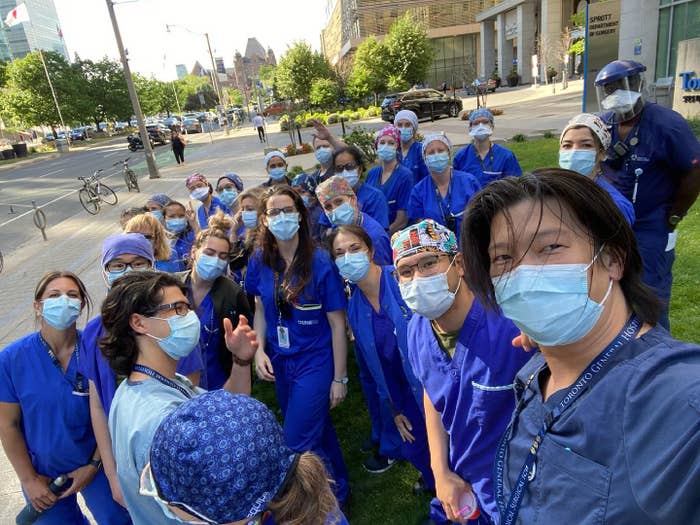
[52,0,331,79]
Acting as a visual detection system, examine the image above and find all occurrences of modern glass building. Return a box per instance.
[656,0,700,80]
[0,0,69,61]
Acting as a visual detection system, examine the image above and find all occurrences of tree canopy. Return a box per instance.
[275,41,335,104]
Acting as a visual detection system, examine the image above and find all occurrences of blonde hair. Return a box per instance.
[267,452,340,525]
[124,214,172,261]
[193,209,234,251]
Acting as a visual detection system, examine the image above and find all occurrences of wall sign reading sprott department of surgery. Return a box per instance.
[673,38,700,118]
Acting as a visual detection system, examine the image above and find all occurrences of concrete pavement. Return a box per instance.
[0,79,583,523]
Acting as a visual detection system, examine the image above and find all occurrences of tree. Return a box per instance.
[310,78,339,108]
[77,56,131,125]
[383,12,434,87]
[275,41,335,104]
[174,74,213,110]
[183,83,218,111]
[348,36,388,104]
[225,87,243,106]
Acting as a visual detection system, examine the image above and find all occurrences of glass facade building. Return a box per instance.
[0,0,68,61]
[656,0,700,79]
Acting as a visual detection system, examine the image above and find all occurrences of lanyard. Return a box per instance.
[132,364,194,399]
[39,333,86,393]
[494,315,642,525]
[475,144,495,172]
[432,171,453,224]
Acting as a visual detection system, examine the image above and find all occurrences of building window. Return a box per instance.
[656,0,700,80]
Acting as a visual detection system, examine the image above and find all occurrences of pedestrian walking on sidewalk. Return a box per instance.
[253,113,266,143]
[171,130,185,165]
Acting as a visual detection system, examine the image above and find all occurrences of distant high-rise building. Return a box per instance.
[175,64,188,79]
[232,37,276,97]
[215,56,225,74]
[0,0,69,61]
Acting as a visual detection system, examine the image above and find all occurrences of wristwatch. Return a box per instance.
[333,377,349,384]
[88,458,103,470]
[668,214,683,227]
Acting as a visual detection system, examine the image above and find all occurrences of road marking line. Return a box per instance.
[103,151,120,158]
[38,168,65,178]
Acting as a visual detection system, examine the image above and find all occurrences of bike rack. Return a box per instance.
[32,200,48,241]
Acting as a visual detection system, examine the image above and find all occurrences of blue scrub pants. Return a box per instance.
[271,348,349,503]
[25,470,131,524]
[636,229,674,329]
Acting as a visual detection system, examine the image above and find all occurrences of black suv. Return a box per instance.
[381,89,462,122]
[146,123,171,145]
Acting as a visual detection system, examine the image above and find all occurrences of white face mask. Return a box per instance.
[469,123,493,141]
[601,89,642,114]
[399,258,461,320]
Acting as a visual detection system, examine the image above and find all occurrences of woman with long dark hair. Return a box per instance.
[245,185,350,505]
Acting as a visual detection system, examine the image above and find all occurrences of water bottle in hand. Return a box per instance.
[16,475,72,525]
[457,489,481,521]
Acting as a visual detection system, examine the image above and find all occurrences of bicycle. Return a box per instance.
[78,169,118,215]
[114,157,139,192]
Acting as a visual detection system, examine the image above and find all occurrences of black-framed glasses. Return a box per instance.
[334,162,357,173]
[395,253,454,280]
[146,301,191,317]
[265,206,296,217]
[105,259,151,273]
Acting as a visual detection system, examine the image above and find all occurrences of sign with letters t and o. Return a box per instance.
[673,38,700,119]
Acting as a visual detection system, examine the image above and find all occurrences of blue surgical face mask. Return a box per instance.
[399,127,414,142]
[301,195,314,208]
[340,169,360,188]
[399,257,460,319]
[195,252,228,281]
[189,187,209,201]
[242,210,258,229]
[218,189,238,208]
[492,259,614,346]
[149,210,163,222]
[269,167,287,181]
[425,152,450,174]
[315,147,333,165]
[336,251,370,283]
[268,212,300,240]
[42,295,82,330]
[165,218,188,234]
[328,201,356,226]
[376,144,397,162]
[146,310,201,360]
[559,149,597,176]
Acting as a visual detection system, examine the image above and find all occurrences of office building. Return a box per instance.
[232,37,276,94]
[175,63,188,79]
[0,0,68,61]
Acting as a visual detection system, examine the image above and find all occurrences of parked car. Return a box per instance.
[263,101,290,117]
[115,121,129,131]
[163,116,183,132]
[466,77,498,95]
[380,89,463,122]
[70,127,88,141]
[145,123,171,145]
[183,118,202,133]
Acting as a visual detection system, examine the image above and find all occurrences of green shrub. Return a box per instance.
[279,114,291,131]
[343,125,377,163]
[512,133,527,143]
[350,112,361,121]
[288,165,305,177]
[327,113,339,124]
[543,130,555,139]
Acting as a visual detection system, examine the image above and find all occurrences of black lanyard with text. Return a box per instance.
[494,315,642,525]
[39,333,86,393]
[475,144,495,172]
[132,364,194,399]
[432,171,453,224]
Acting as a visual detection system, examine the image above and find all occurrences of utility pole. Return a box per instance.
[105,0,159,179]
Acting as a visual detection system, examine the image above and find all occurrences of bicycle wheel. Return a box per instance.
[79,188,100,214]
[99,183,118,206]
[125,169,139,192]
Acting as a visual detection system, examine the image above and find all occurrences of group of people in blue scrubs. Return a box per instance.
[2,57,699,525]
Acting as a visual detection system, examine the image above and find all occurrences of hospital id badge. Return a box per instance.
[277,325,290,348]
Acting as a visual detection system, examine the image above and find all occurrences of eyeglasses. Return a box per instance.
[265,206,296,217]
[105,259,151,273]
[334,162,357,173]
[217,185,236,193]
[146,301,191,316]
[395,254,454,279]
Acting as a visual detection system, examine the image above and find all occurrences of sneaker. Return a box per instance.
[359,437,377,454]
[362,453,396,474]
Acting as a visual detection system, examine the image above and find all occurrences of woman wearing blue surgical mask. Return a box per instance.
[215,173,244,213]
[291,173,322,243]
[162,200,197,272]
[559,113,635,225]
[366,125,414,234]
[329,226,436,501]
[245,186,350,507]
[101,271,258,525]
[186,173,232,230]
[180,210,253,391]
[462,169,700,525]
[453,109,522,186]
[407,133,482,242]
[263,151,291,187]
[0,271,132,525]
[145,193,169,224]
[394,109,430,184]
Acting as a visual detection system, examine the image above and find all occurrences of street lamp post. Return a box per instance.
[105,0,159,179]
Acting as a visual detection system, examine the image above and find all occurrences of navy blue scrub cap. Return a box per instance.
[101,233,154,267]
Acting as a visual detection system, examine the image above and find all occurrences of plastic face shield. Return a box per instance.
[596,74,645,123]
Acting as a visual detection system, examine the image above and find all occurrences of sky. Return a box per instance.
[52,0,332,80]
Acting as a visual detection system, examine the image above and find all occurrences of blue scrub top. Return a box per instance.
[109,375,203,525]
[197,195,231,230]
[172,229,195,271]
[245,247,347,357]
[366,163,414,225]
[196,293,225,391]
[319,182,390,230]
[347,266,423,412]
[398,141,430,184]
[407,169,482,242]
[500,326,700,524]
[407,301,530,522]
[0,332,95,478]
[596,171,635,225]
[80,315,205,415]
[602,103,700,232]
[327,212,391,266]
[452,143,522,186]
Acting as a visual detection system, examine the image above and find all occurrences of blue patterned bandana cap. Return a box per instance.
[291,173,318,194]
[391,219,458,262]
[150,390,295,522]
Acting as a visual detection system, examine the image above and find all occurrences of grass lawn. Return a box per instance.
[254,137,700,525]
